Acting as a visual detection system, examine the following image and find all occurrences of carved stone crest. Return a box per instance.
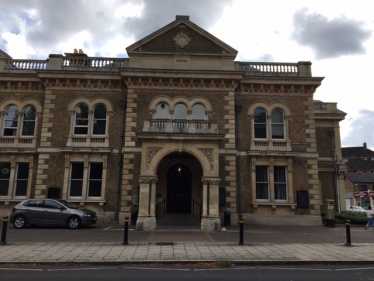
[199,148,214,170]
[173,32,191,48]
[146,147,161,169]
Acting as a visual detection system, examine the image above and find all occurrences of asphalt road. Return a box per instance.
[3,223,374,244]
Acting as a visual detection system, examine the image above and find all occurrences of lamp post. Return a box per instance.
[114,99,127,222]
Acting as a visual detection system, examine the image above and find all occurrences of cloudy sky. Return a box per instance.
[0,0,373,149]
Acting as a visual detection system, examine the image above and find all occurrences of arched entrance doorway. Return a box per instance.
[167,163,192,213]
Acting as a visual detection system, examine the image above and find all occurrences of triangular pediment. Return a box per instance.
[0,50,12,60]
[126,16,238,58]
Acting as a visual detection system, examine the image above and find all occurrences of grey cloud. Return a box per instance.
[0,0,232,57]
[292,8,372,59]
[342,110,374,150]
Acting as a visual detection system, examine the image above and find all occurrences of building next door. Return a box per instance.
[167,163,192,213]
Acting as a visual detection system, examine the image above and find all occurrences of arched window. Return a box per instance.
[254,108,267,139]
[155,103,170,119]
[271,108,284,139]
[191,104,206,120]
[74,104,89,135]
[174,103,188,119]
[3,105,18,136]
[22,105,36,136]
[92,105,107,135]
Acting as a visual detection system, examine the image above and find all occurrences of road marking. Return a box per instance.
[335,267,374,271]
[0,268,43,271]
[122,267,190,271]
[258,267,332,271]
[103,226,113,231]
[47,267,118,271]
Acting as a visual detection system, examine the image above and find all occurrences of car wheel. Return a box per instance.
[13,215,27,229]
[67,216,81,229]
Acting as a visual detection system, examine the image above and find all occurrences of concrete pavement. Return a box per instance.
[1,224,374,265]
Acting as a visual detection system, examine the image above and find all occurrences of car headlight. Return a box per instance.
[83,213,92,217]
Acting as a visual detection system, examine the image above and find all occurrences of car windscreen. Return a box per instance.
[57,200,78,209]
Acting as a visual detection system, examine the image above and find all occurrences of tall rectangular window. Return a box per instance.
[69,163,84,197]
[274,167,287,200]
[88,163,103,197]
[0,163,11,196]
[14,163,29,197]
[256,166,269,200]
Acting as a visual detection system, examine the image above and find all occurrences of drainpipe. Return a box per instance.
[329,130,341,213]
[235,104,243,216]
[114,99,127,222]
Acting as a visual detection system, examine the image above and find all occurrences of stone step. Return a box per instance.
[156,213,201,226]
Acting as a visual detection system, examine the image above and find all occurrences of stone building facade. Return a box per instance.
[0,16,346,231]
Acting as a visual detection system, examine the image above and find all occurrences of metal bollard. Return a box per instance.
[239,215,244,245]
[1,216,8,245]
[345,220,351,245]
[123,216,129,245]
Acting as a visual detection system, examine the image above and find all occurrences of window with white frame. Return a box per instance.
[92,105,107,135]
[0,162,11,196]
[254,108,267,139]
[74,104,89,135]
[274,166,287,200]
[255,165,288,201]
[69,162,103,198]
[256,166,269,199]
[2,105,37,137]
[14,163,29,197]
[3,105,18,136]
[271,108,284,139]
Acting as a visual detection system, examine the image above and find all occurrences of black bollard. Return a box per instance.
[123,216,129,245]
[346,220,351,245]
[1,216,8,245]
[239,215,244,245]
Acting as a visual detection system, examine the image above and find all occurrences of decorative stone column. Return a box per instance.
[201,177,221,232]
[136,175,157,231]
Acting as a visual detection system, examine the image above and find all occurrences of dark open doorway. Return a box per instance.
[167,163,192,213]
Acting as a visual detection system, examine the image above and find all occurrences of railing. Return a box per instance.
[143,119,218,134]
[251,139,291,151]
[156,199,165,219]
[238,61,312,77]
[5,59,47,70]
[314,102,327,110]
[192,199,202,221]
[63,57,126,68]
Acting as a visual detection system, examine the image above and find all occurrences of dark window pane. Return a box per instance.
[17,163,29,179]
[5,120,18,128]
[0,180,9,196]
[3,128,17,136]
[22,121,35,135]
[74,127,88,135]
[23,106,36,120]
[15,180,27,196]
[71,163,84,179]
[75,120,89,126]
[94,105,106,119]
[88,180,101,197]
[254,124,267,138]
[254,108,267,123]
[89,163,103,180]
[93,120,106,135]
[44,200,62,209]
[256,166,269,199]
[69,180,83,197]
[75,104,89,118]
[274,167,287,200]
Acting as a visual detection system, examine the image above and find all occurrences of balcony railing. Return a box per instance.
[251,139,291,151]
[0,137,36,148]
[63,57,127,68]
[143,119,218,134]
[5,59,47,70]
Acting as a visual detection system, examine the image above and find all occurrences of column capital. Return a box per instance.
[139,175,158,184]
[201,177,221,185]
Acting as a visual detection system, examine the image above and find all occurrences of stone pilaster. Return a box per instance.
[224,91,236,149]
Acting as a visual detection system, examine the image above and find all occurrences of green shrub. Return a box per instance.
[321,211,367,224]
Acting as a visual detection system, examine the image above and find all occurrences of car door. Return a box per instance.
[43,200,67,225]
[23,200,45,224]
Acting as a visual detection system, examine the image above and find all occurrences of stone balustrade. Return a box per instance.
[237,61,312,77]
[63,57,127,68]
[143,119,218,134]
[5,59,47,70]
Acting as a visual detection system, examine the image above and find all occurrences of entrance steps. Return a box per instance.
[156,213,201,227]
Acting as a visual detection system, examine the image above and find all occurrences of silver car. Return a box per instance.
[10,199,97,229]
